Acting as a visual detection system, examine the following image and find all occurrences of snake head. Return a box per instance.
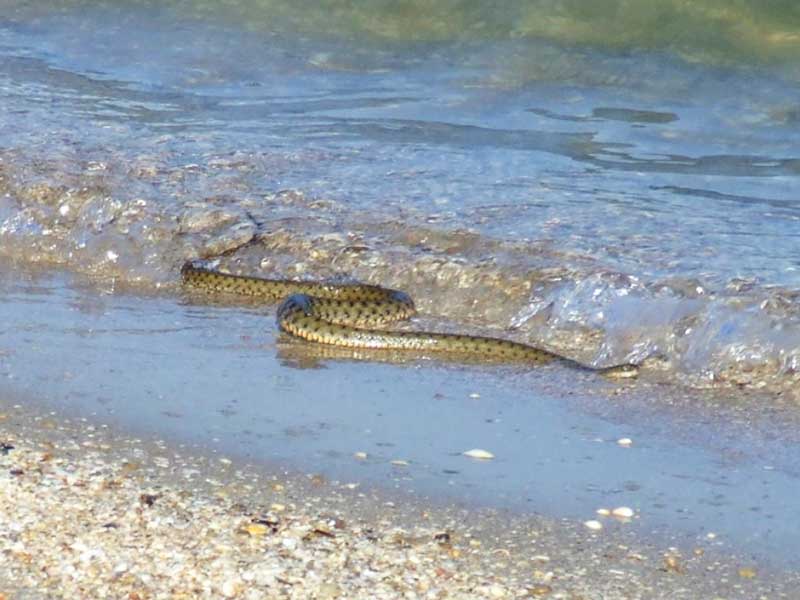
[276,293,315,321]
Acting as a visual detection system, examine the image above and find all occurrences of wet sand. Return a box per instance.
[1,267,800,596]
[4,264,800,562]
[2,395,798,599]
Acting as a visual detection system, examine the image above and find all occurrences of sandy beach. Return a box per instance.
[1,395,797,599]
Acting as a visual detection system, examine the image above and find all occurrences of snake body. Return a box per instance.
[181,263,637,375]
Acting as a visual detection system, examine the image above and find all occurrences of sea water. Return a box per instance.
[1,0,799,390]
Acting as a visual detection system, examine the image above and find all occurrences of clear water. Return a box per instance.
[3,268,800,565]
[1,1,799,389]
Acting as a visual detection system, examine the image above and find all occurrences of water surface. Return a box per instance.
[1,3,799,392]
[2,267,800,567]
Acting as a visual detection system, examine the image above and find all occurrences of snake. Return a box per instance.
[181,262,638,377]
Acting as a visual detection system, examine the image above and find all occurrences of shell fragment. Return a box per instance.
[462,449,495,460]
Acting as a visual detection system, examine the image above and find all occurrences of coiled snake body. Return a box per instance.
[181,263,637,376]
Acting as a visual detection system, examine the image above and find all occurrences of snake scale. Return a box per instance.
[181,263,638,377]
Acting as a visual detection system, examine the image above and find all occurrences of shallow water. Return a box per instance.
[2,267,800,566]
[1,5,799,388]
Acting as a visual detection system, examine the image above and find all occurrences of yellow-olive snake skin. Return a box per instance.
[181,263,638,377]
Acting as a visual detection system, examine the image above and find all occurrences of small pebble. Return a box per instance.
[584,520,603,531]
[113,562,128,574]
[469,393,481,399]
[617,438,633,447]
[390,459,409,466]
[528,584,553,596]
[244,523,269,537]
[738,567,757,579]
[596,508,611,516]
[531,555,551,562]
[532,570,553,583]
[353,452,368,460]
[462,449,495,460]
[282,538,298,551]
[487,583,506,598]
[317,582,340,599]
[664,555,681,572]
[612,506,635,519]
[221,579,240,598]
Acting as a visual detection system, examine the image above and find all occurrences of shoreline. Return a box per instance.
[1,266,800,572]
[1,397,796,599]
